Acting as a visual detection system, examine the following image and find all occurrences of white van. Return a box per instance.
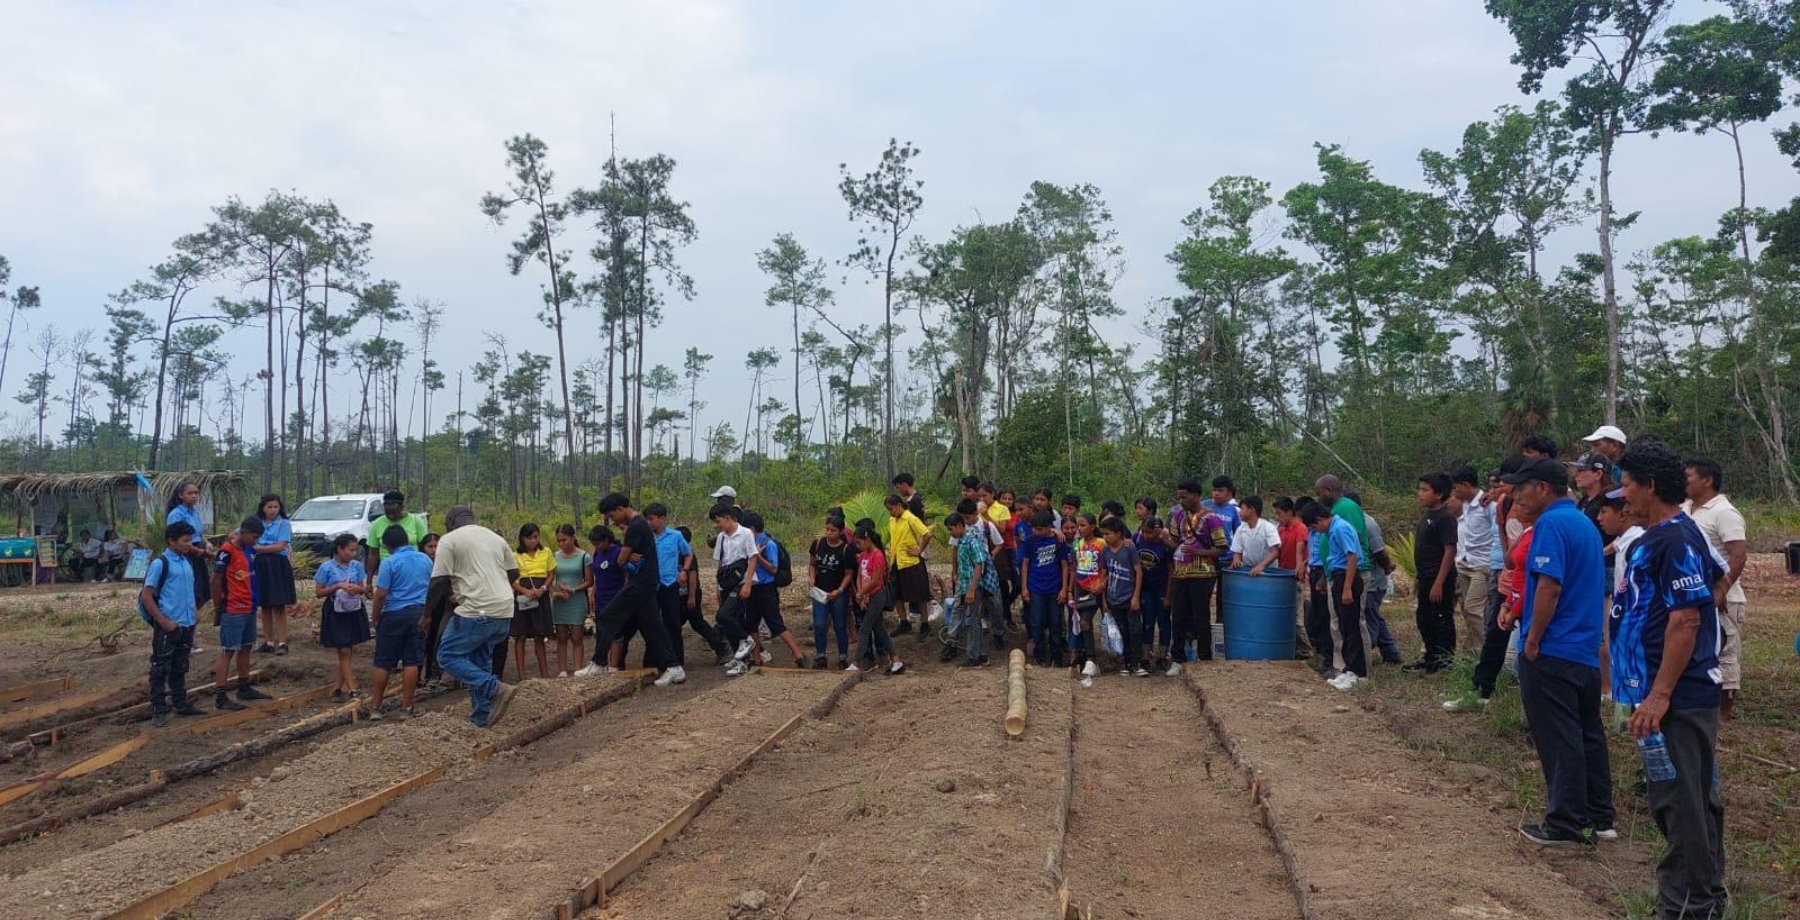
[289,494,429,554]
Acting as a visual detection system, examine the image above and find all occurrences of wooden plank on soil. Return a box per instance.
[100,764,451,920]
[0,733,151,808]
[180,683,337,735]
[0,687,123,730]
[0,673,75,704]
[151,790,240,830]
[25,668,271,746]
[103,673,654,920]
[554,670,860,917]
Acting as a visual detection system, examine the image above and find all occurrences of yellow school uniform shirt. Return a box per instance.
[888,511,929,570]
[515,547,555,580]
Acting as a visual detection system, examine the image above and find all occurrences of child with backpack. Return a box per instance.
[141,521,204,726]
[211,519,275,711]
[742,512,807,668]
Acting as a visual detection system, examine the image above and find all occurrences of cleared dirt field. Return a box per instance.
[0,555,1791,919]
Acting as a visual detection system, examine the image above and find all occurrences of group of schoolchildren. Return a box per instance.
[787,474,1316,689]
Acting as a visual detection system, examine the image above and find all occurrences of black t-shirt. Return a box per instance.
[1414,506,1457,585]
[810,538,857,592]
[623,515,659,591]
[903,492,926,522]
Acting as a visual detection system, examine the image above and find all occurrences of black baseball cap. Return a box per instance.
[1567,451,1610,473]
[1501,456,1568,488]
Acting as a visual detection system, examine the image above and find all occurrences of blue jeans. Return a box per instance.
[1024,591,1059,663]
[1361,583,1403,663]
[811,593,850,657]
[1137,583,1169,652]
[437,614,511,726]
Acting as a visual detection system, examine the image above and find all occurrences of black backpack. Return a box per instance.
[772,537,794,588]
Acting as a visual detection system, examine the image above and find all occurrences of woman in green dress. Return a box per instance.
[550,524,593,676]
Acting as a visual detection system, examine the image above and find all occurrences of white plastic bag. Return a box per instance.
[1098,611,1124,657]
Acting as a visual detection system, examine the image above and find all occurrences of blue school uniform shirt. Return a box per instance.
[1019,533,1070,595]
[654,529,691,588]
[314,556,367,593]
[167,504,204,540]
[751,534,780,586]
[1521,497,1606,668]
[1322,517,1359,573]
[375,544,432,610]
[256,516,292,556]
[146,550,197,627]
[1610,513,1724,709]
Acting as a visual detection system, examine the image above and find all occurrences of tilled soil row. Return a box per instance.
[1186,662,1609,920]
[323,669,855,920]
[0,671,640,920]
[593,664,1075,920]
[1061,672,1301,920]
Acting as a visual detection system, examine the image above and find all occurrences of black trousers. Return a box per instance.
[992,547,1017,624]
[1473,618,1514,698]
[1328,570,1367,677]
[1649,707,1727,920]
[1414,578,1458,670]
[593,585,676,670]
[715,593,750,648]
[1517,653,1615,838]
[149,624,195,713]
[1168,578,1215,663]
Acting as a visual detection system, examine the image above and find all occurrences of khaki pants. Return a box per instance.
[1719,600,1745,691]
[1293,579,1313,657]
[1454,563,1489,655]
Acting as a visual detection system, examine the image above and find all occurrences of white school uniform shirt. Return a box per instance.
[1456,491,1497,570]
[1683,494,1747,604]
[714,527,757,567]
[1612,525,1645,599]
[1229,518,1282,568]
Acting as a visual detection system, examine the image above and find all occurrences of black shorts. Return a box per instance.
[745,583,788,635]
[373,605,424,670]
[892,563,931,605]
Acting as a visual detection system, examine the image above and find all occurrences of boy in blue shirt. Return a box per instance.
[1300,501,1365,689]
[1503,456,1615,849]
[1017,510,1071,667]
[369,524,434,718]
[141,521,203,726]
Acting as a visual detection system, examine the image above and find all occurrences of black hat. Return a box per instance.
[1567,451,1610,474]
[1501,456,1568,488]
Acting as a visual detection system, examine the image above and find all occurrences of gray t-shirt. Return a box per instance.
[1101,544,1138,607]
[1364,515,1390,594]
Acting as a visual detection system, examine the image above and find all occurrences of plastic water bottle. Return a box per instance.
[1637,732,1678,783]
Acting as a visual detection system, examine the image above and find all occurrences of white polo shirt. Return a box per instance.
[1685,494,1746,604]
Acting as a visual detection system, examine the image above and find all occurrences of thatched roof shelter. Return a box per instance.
[0,471,252,535]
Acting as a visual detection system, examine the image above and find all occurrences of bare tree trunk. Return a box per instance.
[1597,130,1621,426]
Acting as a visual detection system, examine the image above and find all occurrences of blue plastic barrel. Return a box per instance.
[1221,567,1297,661]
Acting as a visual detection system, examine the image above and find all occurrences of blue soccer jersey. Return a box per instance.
[1610,513,1724,709]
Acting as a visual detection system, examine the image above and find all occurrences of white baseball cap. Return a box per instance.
[1583,425,1628,446]
[710,485,738,500]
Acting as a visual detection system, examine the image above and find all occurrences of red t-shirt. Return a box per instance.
[1276,520,1309,570]
[1504,527,1534,615]
[213,541,253,614]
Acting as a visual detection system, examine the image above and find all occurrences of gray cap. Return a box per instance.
[444,505,476,529]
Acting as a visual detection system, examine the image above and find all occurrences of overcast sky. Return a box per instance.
[3,0,1797,446]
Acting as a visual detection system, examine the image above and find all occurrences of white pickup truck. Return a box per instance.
[289,494,429,555]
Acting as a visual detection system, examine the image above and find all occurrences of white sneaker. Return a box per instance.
[1329,672,1358,691]
[759,649,774,664]
[1165,662,1181,677]
[557,671,570,678]
[888,660,906,675]
[1594,827,1619,842]
[1079,676,1093,688]
[654,666,687,687]
[724,660,750,676]
[1442,696,1489,713]
[844,663,861,672]
[733,639,754,662]
[574,662,604,678]
[1081,660,1099,678]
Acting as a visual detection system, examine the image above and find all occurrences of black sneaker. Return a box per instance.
[893,620,914,635]
[938,645,958,662]
[214,693,247,712]
[1518,824,1594,849]
[255,642,274,653]
[274,643,289,656]
[172,703,206,718]
[812,655,827,670]
[961,658,984,668]
[1400,660,1431,674]
[238,684,273,702]
[152,710,170,727]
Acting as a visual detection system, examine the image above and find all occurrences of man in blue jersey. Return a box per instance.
[1503,456,1614,849]
[1614,435,1727,919]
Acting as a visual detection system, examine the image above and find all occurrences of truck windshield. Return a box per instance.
[291,499,365,522]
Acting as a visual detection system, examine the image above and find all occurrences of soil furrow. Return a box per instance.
[324,669,851,920]
[594,664,1074,920]
[1062,674,1301,920]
